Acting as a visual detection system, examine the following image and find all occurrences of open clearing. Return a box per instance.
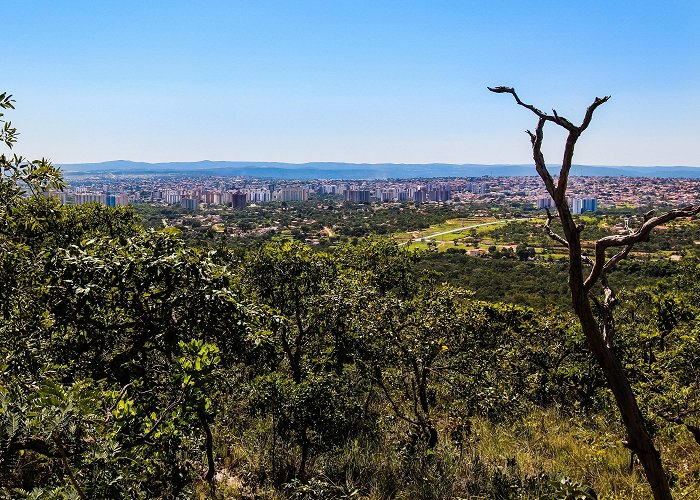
[396,217,524,251]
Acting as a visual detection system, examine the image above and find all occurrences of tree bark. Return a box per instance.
[564,239,671,500]
[554,137,673,500]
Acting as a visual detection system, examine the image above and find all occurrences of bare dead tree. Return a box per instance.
[489,85,700,500]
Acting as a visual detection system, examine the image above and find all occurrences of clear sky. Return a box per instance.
[4,1,700,166]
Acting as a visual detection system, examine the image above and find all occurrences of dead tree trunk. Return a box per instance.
[489,86,700,500]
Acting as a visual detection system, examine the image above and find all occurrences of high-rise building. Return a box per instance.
[181,197,200,211]
[428,189,451,202]
[74,193,107,205]
[231,192,247,209]
[274,188,309,202]
[571,198,584,215]
[105,194,130,207]
[536,196,554,209]
[582,198,598,212]
[165,191,182,205]
[202,191,222,205]
[567,197,598,214]
[343,190,371,203]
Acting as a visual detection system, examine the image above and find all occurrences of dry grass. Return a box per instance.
[198,408,700,499]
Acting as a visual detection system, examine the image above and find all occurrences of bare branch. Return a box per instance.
[602,245,633,274]
[487,86,547,119]
[487,86,578,131]
[555,95,609,198]
[544,208,569,248]
[555,133,580,201]
[557,96,610,198]
[585,205,700,290]
[488,86,610,203]
[580,95,611,132]
[532,118,557,196]
[544,209,593,266]
[491,84,676,499]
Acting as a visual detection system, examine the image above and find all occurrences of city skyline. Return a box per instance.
[5,1,700,166]
[58,173,700,212]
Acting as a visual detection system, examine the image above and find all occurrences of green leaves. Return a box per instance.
[0,93,17,149]
[0,182,262,495]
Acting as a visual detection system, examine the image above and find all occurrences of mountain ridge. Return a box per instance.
[58,160,700,180]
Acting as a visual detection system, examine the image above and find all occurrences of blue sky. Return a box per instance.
[5,1,700,165]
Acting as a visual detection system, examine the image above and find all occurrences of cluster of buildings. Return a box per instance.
[536,196,598,214]
[49,189,131,207]
[51,174,699,212]
[342,187,451,204]
[150,186,309,210]
[320,182,454,204]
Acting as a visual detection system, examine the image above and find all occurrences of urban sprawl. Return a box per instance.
[53,175,700,213]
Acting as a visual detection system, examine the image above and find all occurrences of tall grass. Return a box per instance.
[199,408,700,499]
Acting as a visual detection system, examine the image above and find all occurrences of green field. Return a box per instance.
[393,218,493,242]
[395,217,520,252]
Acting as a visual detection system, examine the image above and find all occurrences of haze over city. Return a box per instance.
[5,0,700,167]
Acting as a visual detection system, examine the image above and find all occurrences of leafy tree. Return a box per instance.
[0,93,262,496]
[363,284,468,452]
[243,241,372,481]
[618,284,700,446]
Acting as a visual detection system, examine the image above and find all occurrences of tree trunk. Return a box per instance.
[199,410,216,488]
[572,290,671,499]
[298,430,310,480]
[562,213,672,500]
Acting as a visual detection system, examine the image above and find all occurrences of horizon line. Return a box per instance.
[55,159,700,169]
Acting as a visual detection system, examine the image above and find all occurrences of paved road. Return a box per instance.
[398,218,523,246]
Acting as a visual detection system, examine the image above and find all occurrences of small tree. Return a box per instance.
[0,92,261,496]
[489,86,699,500]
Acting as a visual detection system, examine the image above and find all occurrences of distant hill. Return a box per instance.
[57,160,700,180]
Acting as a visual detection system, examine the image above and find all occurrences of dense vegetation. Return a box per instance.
[2,95,700,498]
[132,201,507,246]
[418,252,684,309]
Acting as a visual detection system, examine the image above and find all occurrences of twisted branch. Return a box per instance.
[544,208,570,248]
[585,205,700,291]
[544,208,593,266]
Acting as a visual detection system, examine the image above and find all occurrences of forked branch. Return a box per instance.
[488,86,610,203]
[487,86,610,133]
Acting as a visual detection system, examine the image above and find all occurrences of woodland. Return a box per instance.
[1,90,700,499]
